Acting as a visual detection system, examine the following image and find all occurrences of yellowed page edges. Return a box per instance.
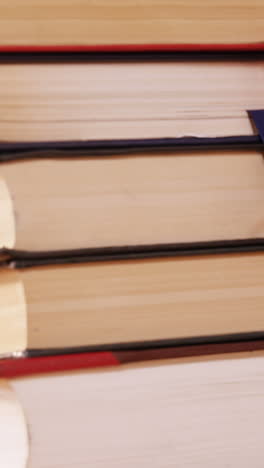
[0,379,28,468]
[0,270,27,355]
[0,177,15,248]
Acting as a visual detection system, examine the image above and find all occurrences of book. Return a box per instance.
[1,252,264,356]
[1,351,264,467]
[1,151,264,253]
[1,59,263,144]
[0,0,263,50]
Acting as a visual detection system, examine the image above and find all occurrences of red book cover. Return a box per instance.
[1,338,264,378]
[0,43,264,54]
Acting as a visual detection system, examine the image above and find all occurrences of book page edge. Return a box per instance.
[0,270,27,355]
[0,177,15,249]
[0,379,28,468]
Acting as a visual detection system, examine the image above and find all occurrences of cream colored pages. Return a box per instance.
[0,0,263,46]
[0,61,263,141]
[0,268,28,354]
[0,252,263,352]
[0,270,27,355]
[19,252,264,349]
[0,380,28,468]
[1,152,264,251]
[11,354,264,468]
[0,177,15,248]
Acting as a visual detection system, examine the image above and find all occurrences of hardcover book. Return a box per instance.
[0,252,264,357]
[0,0,263,52]
[0,59,263,146]
[1,352,264,467]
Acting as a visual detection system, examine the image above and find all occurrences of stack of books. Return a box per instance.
[0,1,264,467]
